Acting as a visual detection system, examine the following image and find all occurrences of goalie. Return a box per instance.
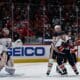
[0,28,15,75]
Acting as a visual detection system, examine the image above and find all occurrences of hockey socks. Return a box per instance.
[72,65,79,75]
[46,59,54,75]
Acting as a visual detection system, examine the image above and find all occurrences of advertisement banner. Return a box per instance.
[8,45,51,59]
[7,45,80,62]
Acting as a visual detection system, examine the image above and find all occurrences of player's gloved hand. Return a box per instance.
[5,66,15,75]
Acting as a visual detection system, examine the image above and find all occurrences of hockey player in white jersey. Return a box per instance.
[0,28,15,75]
[46,25,79,75]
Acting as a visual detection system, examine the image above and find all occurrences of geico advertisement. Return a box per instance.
[7,45,50,58]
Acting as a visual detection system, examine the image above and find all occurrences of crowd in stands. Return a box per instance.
[0,0,80,44]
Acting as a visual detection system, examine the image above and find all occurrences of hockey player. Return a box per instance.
[46,25,79,75]
[68,38,77,64]
[56,36,79,75]
[47,25,63,75]
[0,28,15,75]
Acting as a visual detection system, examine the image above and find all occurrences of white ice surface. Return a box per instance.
[0,62,80,80]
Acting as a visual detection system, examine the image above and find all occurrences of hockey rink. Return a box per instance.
[0,62,80,80]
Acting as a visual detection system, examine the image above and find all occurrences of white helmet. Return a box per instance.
[54,25,61,29]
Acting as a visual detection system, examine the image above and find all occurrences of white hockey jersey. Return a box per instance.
[54,35,70,47]
[0,38,12,54]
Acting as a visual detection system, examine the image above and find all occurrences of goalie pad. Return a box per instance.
[0,51,8,69]
[5,55,15,75]
[5,57,15,75]
[5,66,15,75]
